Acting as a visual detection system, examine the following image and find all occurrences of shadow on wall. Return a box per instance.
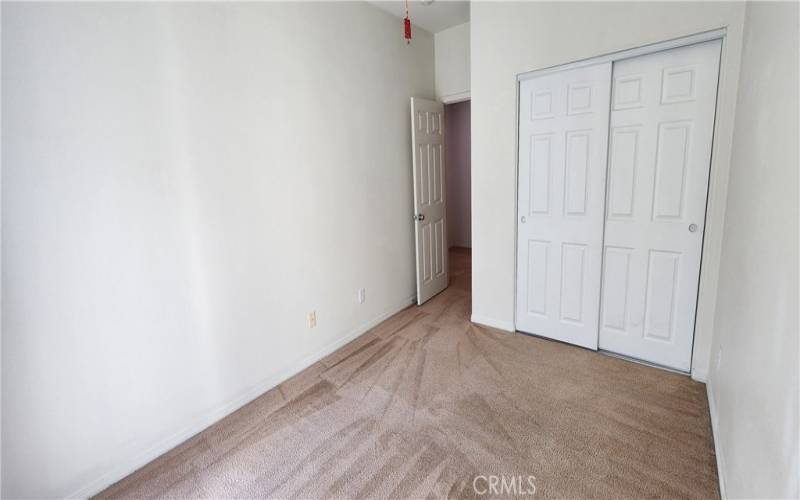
[445,100,471,248]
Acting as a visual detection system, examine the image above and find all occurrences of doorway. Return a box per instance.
[410,97,471,305]
[445,100,471,251]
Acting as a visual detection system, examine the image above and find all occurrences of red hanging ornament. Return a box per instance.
[404,0,412,44]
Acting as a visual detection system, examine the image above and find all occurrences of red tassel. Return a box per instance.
[404,16,412,43]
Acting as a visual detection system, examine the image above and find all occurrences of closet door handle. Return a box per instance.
[688,223,698,232]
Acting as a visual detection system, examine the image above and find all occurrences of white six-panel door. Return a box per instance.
[599,40,722,370]
[516,63,612,349]
[411,97,448,305]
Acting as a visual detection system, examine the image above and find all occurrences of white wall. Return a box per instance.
[707,2,799,498]
[470,2,746,376]
[435,22,470,102]
[1,3,433,497]
[445,101,471,248]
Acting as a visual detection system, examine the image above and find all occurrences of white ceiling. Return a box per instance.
[367,1,470,34]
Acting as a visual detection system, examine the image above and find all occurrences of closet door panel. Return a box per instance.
[599,40,722,371]
[516,63,612,349]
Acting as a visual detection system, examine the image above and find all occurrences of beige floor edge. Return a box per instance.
[97,248,719,499]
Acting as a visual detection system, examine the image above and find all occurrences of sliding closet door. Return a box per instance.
[516,63,611,349]
[599,40,722,371]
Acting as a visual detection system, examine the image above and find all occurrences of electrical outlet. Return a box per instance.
[357,288,366,304]
[308,311,316,328]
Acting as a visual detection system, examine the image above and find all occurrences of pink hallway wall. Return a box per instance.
[445,100,471,248]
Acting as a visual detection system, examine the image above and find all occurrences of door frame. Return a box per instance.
[512,28,728,379]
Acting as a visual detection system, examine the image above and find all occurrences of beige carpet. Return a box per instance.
[98,248,719,499]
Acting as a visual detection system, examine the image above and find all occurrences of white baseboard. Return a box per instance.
[706,382,727,500]
[67,294,416,499]
[692,365,709,383]
[470,314,515,332]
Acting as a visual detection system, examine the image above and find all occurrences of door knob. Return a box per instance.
[688,223,698,232]
[521,216,527,224]
[414,213,425,221]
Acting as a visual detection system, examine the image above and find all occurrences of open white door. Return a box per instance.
[516,63,612,349]
[410,97,447,305]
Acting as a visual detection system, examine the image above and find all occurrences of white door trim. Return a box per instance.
[441,91,470,104]
[517,28,726,82]
[512,28,730,379]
